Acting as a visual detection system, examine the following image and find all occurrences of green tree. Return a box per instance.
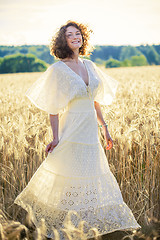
[105,58,121,68]
[120,59,132,67]
[19,48,28,54]
[146,46,160,65]
[0,53,47,73]
[120,46,142,61]
[137,45,160,65]
[130,55,148,66]
[40,50,54,64]
[95,58,106,66]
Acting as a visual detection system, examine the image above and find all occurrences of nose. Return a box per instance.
[73,34,78,39]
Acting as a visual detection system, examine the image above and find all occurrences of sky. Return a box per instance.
[0,0,160,46]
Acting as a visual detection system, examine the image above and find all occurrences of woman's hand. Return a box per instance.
[45,139,59,154]
[102,127,113,150]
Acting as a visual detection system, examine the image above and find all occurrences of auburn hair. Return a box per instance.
[50,20,94,59]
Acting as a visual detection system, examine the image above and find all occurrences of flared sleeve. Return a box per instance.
[90,60,119,105]
[25,63,70,115]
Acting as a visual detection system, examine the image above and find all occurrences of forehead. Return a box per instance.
[66,26,80,33]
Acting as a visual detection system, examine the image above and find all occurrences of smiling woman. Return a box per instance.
[50,20,94,59]
[14,20,140,240]
[65,27,82,50]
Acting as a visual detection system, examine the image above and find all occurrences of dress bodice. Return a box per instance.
[25,59,119,115]
[56,60,100,101]
[67,96,95,113]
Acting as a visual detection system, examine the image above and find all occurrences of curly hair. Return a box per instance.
[50,20,94,59]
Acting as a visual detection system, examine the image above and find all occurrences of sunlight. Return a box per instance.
[0,0,160,46]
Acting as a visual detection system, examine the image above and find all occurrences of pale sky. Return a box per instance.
[0,0,160,46]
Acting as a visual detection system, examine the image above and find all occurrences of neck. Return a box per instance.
[68,49,80,63]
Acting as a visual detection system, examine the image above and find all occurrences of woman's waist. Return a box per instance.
[67,97,96,113]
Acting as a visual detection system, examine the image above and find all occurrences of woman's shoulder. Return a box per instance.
[83,59,97,71]
[84,58,96,66]
[45,61,65,73]
[49,61,62,68]
[83,58,92,64]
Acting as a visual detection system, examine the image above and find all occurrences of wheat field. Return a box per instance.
[0,65,160,237]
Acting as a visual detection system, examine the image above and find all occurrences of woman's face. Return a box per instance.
[65,26,83,51]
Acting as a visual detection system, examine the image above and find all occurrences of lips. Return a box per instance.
[72,41,80,43]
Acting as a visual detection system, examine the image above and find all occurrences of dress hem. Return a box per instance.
[14,199,141,240]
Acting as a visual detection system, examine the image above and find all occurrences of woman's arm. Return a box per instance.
[49,114,59,140]
[45,114,59,153]
[94,101,106,126]
[94,101,113,149]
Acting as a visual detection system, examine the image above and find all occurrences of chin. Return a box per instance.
[71,44,82,49]
[70,47,81,51]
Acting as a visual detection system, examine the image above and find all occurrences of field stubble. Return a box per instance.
[0,65,160,232]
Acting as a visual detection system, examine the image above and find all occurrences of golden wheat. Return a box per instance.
[0,66,160,233]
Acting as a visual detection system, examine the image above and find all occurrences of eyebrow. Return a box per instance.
[67,30,80,33]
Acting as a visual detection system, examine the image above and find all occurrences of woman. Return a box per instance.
[14,20,140,239]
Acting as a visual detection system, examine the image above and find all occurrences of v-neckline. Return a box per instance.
[59,59,90,87]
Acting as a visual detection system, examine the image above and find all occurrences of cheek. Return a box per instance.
[66,39,71,47]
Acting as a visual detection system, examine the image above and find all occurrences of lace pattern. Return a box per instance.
[15,165,140,238]
[43,142,113,177]
[25,59,118,115]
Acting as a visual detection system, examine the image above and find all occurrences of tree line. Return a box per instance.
[0,44,159,73]
[0,54,47,73]
[90,45,160,67]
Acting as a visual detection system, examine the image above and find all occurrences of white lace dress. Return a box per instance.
[14,59,140,239]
